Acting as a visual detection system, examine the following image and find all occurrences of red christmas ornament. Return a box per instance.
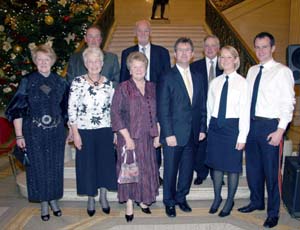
[63,15,71,22]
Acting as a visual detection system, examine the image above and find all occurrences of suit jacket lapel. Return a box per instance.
[173,66,191,105]
[191,69,199,106]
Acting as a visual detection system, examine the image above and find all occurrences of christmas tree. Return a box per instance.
[0,0,103,109]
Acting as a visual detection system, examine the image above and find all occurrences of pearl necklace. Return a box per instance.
[87,75,100,86]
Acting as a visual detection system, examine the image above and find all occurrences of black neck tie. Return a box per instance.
[250,66,264,119]
[218,76,229,127]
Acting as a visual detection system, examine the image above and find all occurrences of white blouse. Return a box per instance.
[207,71,251,143]
[68,75,114,129]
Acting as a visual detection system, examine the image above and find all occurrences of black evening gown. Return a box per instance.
[6,72,69,202]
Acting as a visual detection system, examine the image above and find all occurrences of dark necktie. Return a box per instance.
[217,76,229,127]
[250,65,264,119]
[208,60,215,83]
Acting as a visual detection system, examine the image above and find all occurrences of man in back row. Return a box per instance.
[120,20,171,185]
[67,25,120,86]
[190,35,223,186]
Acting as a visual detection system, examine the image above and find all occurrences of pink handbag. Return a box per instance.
[118,146,139,184]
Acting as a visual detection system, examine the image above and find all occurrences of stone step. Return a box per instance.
[105,24,207,65]
[63,159,248,179]
[16,171,250,202]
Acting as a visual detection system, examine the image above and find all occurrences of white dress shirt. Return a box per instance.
[139,43,151,81]
[246,59,295,130]
[205,56,218,80]
[176,64,194,102]
[207,71,250,143]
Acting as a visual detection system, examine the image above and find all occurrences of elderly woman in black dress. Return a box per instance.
[5,44,69,221]
[111,52,160,222]
[206,46,250,217]
[68,47,117,217]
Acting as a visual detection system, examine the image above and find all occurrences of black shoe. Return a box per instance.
[125,214,134,222]
[161,17,169,20]
[102,207,110,214]
[48,201,62,217]
[138,203,151,214]
[159,176,163,186]
[52,210,62,217]
[194,177,203,185]
[263,217,279,228]
[177,201,192,212]
[41,214,50,221]
[87,209,95,217]
[218,202,234,217]
[141,207,151,214]
[237,204,264,213]
[165,206,176,217]
[208,198,222,214]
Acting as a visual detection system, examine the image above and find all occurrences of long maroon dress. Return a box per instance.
[111,79,159,205]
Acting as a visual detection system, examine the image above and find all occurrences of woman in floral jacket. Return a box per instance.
[68,47,117,217]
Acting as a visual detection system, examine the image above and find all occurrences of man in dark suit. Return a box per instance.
[158,37,207,218]
[120,20,171,184]
[190,35,222,185]
[120,20,170,83]
[67,25,120,86]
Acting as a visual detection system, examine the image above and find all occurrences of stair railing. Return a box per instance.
[206,0,258,76]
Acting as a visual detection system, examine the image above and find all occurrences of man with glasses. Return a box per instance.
[158,37,207,218]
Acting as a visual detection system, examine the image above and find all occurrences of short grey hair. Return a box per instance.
[82,47,104,64]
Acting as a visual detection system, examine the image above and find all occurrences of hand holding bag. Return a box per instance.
[118,146,139,184]
[13,147,30,166]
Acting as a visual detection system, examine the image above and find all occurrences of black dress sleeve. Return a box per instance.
[59,78,70,125]
[5,77,29,122]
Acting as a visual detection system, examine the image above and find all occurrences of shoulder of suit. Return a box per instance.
[122,45,138,53]
[151,43,169,52]
[69,51,83,60]
[103,51,118,59]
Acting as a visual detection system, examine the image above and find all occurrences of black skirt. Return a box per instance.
[76,127,117,196]
[206,118,243,173]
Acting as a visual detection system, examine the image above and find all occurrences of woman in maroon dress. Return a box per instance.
[111,52,160,222]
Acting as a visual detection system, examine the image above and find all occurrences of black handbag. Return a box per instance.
[13,147,30,166]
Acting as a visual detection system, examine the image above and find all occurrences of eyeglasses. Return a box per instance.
[176,48,193,53]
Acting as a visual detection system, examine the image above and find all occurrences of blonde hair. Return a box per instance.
[126,51,148,70]
[218,45,240,70]
[31,44,57,66]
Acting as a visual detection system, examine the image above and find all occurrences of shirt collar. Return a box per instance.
[260,58,275,69]
[176,64,190,75]
[205,56,218,64]
[138,43,150,51]
[222,70,237,80]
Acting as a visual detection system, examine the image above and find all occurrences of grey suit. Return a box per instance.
[66,49,120,87]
